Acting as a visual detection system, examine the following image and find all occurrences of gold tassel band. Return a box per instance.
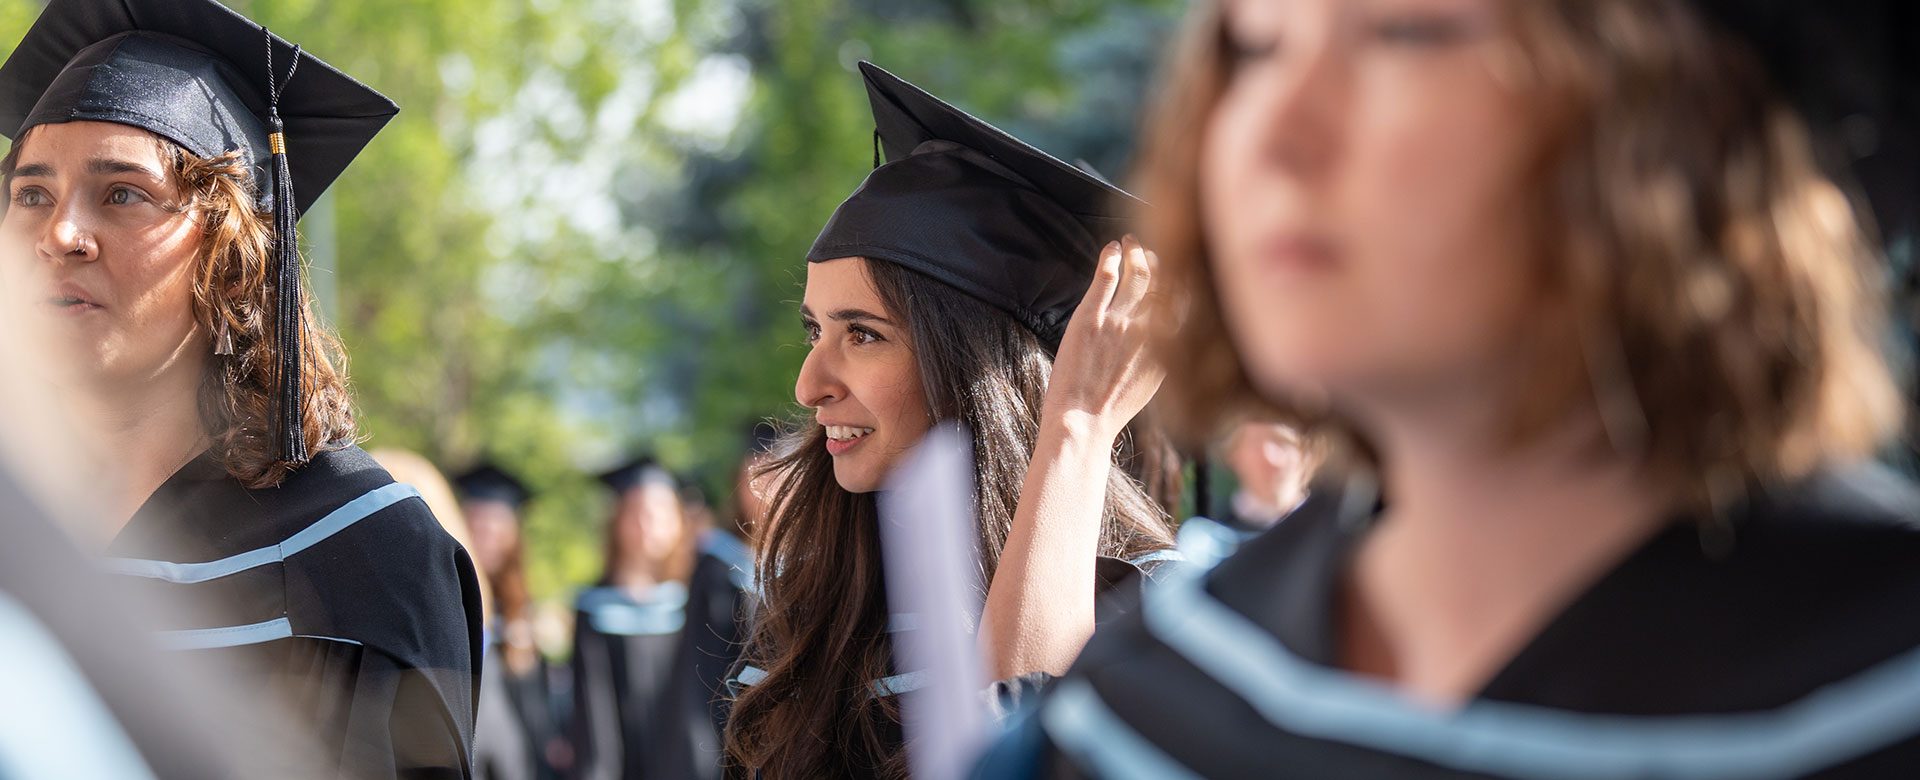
[269,133,286,155]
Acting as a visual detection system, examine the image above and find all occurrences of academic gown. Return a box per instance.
[726,552,1183,780]
[476,641,538,780]
[476,625,564,780]
[567,580,690,780]
[0,465,256,779]
[976,465,1920,779]
[103,444,484,780]
[641,531,753,780]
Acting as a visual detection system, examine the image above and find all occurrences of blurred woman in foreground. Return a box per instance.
[982,0,1920,776]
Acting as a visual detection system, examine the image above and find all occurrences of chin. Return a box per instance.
[831,460,882,495]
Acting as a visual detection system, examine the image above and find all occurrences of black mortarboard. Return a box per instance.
[1689,0,1918,245]
[805,61,1145,350]
[452,464,530,510]
[0,0,398,465]
[598,456,678,495]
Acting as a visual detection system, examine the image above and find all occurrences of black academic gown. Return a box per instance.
[977,466,1920,779]
[641,531,752,780]
[567,580,690,780]
[726,553,1183,780]
[104,445,484,780]
[0,465,259,779]
[477,625,564,780]
[476,641,538,780]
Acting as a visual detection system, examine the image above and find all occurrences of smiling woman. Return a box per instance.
[722,63,1179,780]
[0,0,481,777]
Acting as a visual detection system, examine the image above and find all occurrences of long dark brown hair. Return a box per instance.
[724,259,1176,779]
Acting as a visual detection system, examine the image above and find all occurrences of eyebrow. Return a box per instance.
[8,158,164,182]
[799,304,894,326]
[88,158,164,179]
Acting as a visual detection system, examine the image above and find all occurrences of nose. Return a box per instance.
[1249,18,1350,179]
[795,341,846,409]
[36,203,97,263]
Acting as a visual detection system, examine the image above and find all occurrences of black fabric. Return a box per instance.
[106,444,483,780]
[596,455,676,494]
[475,648,537,780]
[454,464,531,510]
[639,541,752,780]
[566,582,688,780]
[0,466,268,779]
[725,553,1174,780]
[0,0,397,213]
[806,62,1144,349]
[979,466,1920,778]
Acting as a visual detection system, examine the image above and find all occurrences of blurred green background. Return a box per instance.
[0,0,1184,605]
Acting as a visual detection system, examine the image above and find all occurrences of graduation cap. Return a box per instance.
[805,61,1145,350]
[599,456,679,495]
[0,0,398,465]
[1689,0,1918,245]
[452,464,530,510]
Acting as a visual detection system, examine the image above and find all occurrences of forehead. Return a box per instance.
[803,256,884,308]
[14,121,169,167]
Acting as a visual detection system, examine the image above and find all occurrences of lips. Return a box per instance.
[42,283,102,312]
[822,424,875,457]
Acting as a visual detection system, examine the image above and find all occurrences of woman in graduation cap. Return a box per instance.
[0,0,481,777]
[977,0,1920,777]
[453,463,562,780]
[722,63,1178,779]
[568,456,697,780]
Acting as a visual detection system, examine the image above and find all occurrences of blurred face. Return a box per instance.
[795,257,932,493]
[1202,0,1549,413]
[1226,422,1318,512]
[464,500,521,575]
[0,121,206,388]
[614,480,685,565]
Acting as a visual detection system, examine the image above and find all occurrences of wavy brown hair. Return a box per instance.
[723,260,1175,779]
[1143,0,1903,510]
[3,127,355,489]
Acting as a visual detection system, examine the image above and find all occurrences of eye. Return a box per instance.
[802,319,821,345]
[106,186,149,206]
[849,326,885,346]
[1370,13,1484,47]
[1225,32,1280,70]
[10,187,47,208]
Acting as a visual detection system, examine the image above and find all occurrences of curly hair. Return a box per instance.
[3,126,356,488]
[1141,0,1903,510]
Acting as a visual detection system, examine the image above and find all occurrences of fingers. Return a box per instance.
[1106,235,1156,319]
[1079,239,1126,318]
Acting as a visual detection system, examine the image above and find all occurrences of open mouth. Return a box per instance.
[825,425,875,442]
[45,295,102,312]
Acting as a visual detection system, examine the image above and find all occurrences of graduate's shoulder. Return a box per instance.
[285,444,453,552]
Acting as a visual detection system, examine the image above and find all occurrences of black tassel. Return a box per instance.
[269,109,305,465]
[265,33,307,465]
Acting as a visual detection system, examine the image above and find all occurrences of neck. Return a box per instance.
[1337,380,1669,705]
[610,558,663,589]
[70,340,211,543]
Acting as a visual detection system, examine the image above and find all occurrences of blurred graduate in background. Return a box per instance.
[568,456,695,780]
[453,463,564,780]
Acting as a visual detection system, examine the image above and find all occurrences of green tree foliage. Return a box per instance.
[0,0,1181,608]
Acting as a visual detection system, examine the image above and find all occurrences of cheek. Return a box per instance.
[119,222,203,330]
[1342,89,1543,373]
